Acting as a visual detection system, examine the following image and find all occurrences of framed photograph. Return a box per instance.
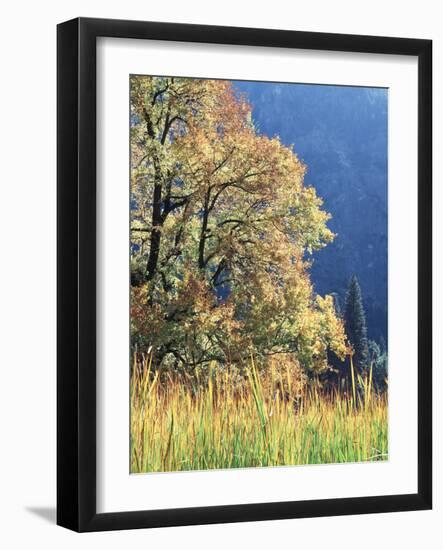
[57,17,432,532]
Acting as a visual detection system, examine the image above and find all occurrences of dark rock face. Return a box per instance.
[234,81,388,344]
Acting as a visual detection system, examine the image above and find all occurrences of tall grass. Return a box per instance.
[130,353,388,473]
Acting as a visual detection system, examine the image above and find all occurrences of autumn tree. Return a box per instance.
[130,76,346,374]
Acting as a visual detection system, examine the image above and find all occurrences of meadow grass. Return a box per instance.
[130,354,388,473]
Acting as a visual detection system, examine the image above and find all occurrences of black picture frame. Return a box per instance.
[57,17,432,532]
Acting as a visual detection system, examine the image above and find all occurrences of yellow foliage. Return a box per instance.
[130,76,346,374]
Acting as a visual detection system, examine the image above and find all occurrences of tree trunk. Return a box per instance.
[198,190,211,269]
[146,168,162,282]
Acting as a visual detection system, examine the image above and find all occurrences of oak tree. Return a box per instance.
[130,76,346,373]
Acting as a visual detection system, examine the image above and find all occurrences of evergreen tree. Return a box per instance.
[368,340,388,391]
[344,275,369,373]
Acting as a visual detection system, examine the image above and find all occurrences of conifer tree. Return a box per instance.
[344,275,369,373]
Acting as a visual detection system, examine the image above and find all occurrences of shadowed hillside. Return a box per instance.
[234,81,388,343]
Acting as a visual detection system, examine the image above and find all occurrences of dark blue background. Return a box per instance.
[233,81,388,343]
